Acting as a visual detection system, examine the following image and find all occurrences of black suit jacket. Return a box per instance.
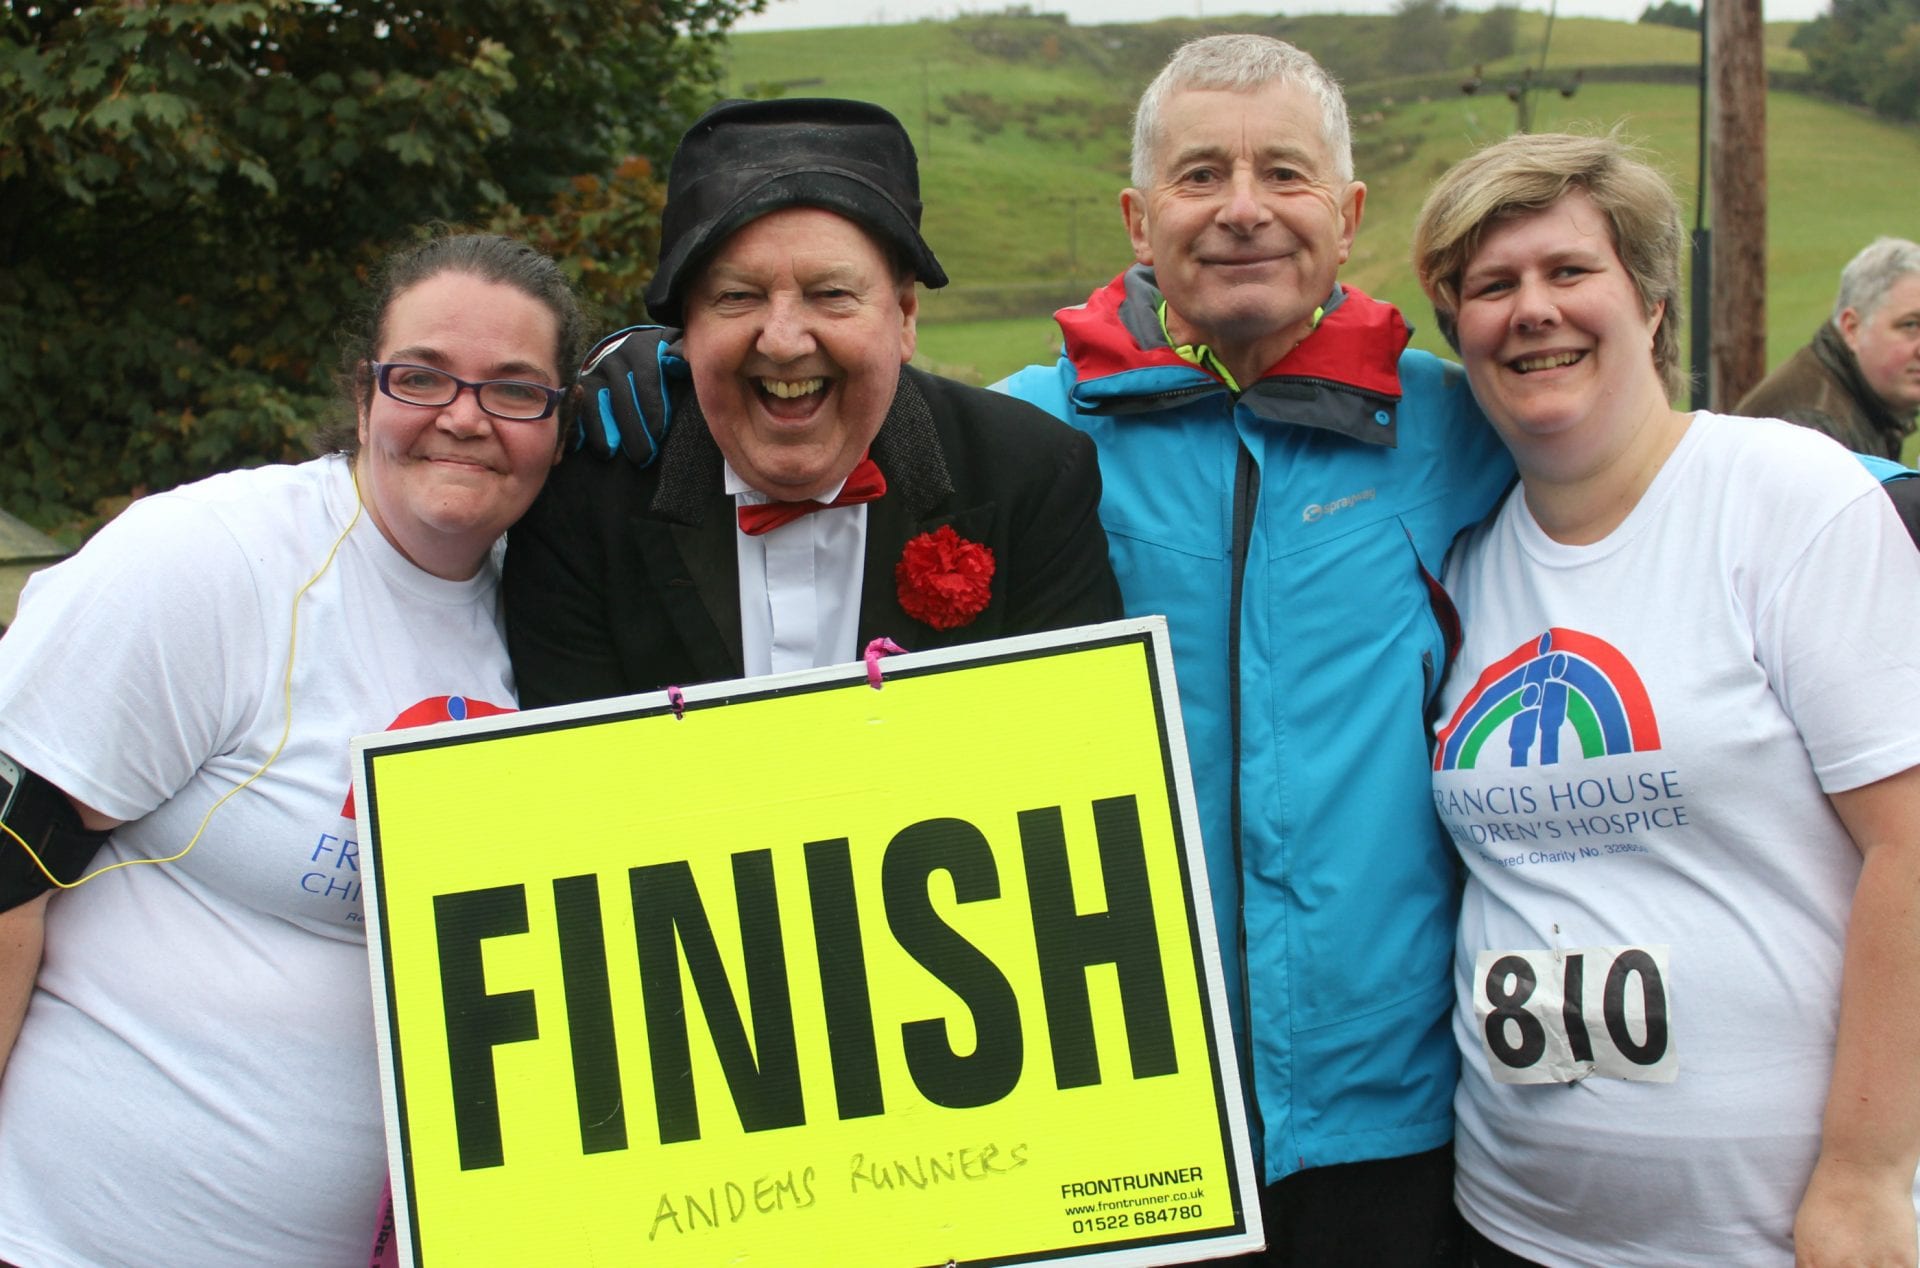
[505,366,1123,708]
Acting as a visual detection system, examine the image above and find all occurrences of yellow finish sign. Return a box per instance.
[353,619,1260,1266]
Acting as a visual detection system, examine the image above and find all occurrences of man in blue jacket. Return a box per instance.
[997,34,1513,1264]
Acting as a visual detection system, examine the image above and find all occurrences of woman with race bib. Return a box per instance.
[1412,132,1920,1267]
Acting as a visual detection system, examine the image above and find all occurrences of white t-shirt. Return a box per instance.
[0,456,516,1268]
[1431,413,1920,1267]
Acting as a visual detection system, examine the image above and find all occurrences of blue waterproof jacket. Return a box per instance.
[998,267,1515,1183]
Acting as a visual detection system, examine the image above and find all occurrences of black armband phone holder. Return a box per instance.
[1,756,112,913]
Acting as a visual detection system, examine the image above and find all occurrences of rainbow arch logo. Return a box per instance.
[1434,628,1661,771]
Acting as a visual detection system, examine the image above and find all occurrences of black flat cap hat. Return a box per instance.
[644,97,949,325]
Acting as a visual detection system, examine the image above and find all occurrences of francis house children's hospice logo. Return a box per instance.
[1434,628,1660,773]
[1430,626,1690,867]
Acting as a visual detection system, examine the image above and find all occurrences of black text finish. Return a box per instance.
[432,797,1181,1171]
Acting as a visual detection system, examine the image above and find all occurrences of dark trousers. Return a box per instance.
[1464,1222,1549,1268]
[1217,1144,1462,1267]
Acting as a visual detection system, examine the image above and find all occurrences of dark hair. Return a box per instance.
[315,231,592,455]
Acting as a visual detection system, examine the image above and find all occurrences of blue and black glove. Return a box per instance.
[575,325,687,467]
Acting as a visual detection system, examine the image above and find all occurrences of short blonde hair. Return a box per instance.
[1412,131,1686,400]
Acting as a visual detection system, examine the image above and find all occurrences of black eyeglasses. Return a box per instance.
[371,362,565,421]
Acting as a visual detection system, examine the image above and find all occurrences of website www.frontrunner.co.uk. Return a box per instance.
[1060,1165,1208,1234]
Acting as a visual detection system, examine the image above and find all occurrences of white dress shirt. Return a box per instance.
[725,461,868,675]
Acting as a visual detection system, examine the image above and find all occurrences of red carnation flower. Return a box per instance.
[895,526,995,630]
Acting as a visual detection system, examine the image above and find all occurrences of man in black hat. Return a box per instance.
[503,98,1120,704]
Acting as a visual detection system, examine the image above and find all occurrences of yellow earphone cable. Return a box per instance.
[1,462,365,890]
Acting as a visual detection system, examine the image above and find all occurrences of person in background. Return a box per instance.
[0,232,583,1266]
[995,33,1515,1264]
[504,98,1119,706]
[1736,235,1920,460]
[1413,130,1920,1268]
[1733,236,1920,548]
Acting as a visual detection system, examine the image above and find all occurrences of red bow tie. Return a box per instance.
[735,455,887,536]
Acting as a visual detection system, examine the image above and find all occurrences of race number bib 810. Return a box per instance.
[1473,945,1676,1085]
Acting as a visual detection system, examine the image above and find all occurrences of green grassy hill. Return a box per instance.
[723,11,1920,402]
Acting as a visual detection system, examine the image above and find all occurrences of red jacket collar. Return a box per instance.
[1057,268,1409,398]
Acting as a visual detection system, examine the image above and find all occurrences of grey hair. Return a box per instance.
[1129,34,1354,189]
[1833,236,1920,325]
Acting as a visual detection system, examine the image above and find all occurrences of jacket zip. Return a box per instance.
[1255,373,1400,405]
[1227,434,1264,1167]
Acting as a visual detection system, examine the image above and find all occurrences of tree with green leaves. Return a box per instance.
[1793,0,1920,121]
[1387,0,1455,74]
[1638,1,1701,32]
[1468,4,1521,63]
[1,0,756,531]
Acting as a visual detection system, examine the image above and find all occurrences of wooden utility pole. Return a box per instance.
[1707,0,1768,408]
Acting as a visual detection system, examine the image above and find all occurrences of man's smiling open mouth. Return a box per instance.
[759,376,826,400]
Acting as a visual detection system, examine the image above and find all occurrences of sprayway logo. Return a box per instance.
[1300,487,1376,523]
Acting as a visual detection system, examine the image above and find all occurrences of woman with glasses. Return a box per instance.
[1412,133,1920,1267]
[0,232,584,1265]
